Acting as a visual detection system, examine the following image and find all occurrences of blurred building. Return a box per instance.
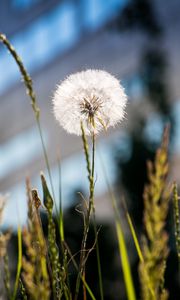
[0,0,180,227]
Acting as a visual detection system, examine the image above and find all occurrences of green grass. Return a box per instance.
[12,226,22,300]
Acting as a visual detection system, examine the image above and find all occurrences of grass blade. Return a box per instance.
[125,210,144,263]
[122,200,155,298]
[12,225,22,300]
[98,150,136,300]
[114,201,136,300]
[58,157,64,242]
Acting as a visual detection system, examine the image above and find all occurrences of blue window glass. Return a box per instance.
[0,126,47,180]
[12,0,41,10]
[83,0,128,31]
[0,1,80,95]
[0,0,128,95]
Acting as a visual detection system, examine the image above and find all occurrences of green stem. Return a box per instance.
[12,225,22,300]
[74,123,93,300]
[75,126,104,300]
[58,158,64,243]
[0,34,58,215]
[57,159,72,299]
[36,119,58,214]
[90,133,104,300]
[64,241,96,300]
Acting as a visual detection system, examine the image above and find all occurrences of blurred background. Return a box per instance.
[0,0,180,299]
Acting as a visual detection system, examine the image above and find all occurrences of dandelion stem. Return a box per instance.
[74,123,92,300]
[74,124,104,300]
[91,132,104,300]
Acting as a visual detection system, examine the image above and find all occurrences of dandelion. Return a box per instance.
[52,69,127,135]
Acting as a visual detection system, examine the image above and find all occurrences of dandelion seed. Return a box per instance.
[52,69,127,135]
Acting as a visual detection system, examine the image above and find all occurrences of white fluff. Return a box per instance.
[52,69,127,135]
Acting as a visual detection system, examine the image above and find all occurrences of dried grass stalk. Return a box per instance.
[139,128,172,300]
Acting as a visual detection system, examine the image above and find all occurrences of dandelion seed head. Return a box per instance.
[52,69,127,135]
